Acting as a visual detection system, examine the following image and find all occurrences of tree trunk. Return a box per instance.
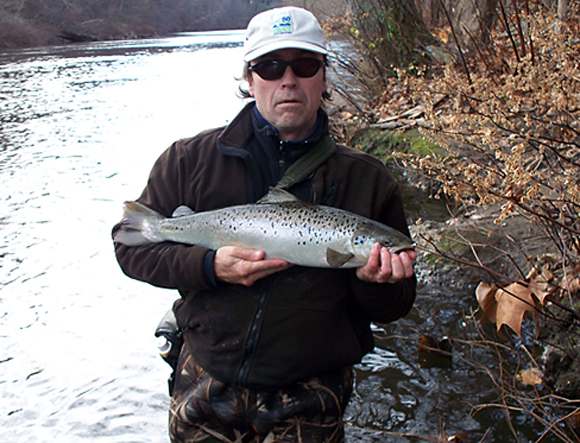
[414,0,498,47]
[558,0,568,20]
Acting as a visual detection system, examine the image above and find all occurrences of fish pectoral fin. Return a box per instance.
[326,248,355,268]
[258,187,300,204]
[172,205,195,218]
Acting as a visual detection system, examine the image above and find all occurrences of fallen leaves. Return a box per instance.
[474,262,562,337]
[476,281,543,337]
[495,283,539,337]
[516,367,543,386]
[417,334,452,368]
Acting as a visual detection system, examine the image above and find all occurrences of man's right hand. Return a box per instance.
[214,246,292,287]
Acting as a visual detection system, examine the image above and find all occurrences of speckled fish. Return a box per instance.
[113,188,414,268]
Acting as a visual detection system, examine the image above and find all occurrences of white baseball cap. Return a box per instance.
[244,7,328,62]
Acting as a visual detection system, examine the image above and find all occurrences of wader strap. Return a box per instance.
[275,135,337,190]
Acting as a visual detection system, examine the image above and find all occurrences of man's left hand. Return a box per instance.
[356,243,417,284]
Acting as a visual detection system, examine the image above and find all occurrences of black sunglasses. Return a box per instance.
[249,58,324,81]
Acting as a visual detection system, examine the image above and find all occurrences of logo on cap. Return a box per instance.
[273,12,292,35]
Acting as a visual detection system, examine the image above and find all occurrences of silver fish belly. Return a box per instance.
[114,188,414,268]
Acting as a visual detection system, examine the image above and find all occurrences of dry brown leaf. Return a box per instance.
[477,279,545,337]
[562,274,580,294]
[418,334,452,356]
[495,283,538,337]
[516,367,543,386]
[528,267,553,305]
[475,282,498,323]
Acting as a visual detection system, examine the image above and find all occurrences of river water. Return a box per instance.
[0,31,548,443]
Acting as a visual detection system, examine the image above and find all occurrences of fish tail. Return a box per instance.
[113,201,163,246]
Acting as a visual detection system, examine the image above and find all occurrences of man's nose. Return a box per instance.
[279,64,298,86]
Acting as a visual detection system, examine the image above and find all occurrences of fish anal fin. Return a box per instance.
[258,187,300,204]
[326,248,354,268]
[172,205,195,218]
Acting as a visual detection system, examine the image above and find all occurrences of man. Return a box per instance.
[113,6,416,443]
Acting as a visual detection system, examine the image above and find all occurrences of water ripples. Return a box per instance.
[1,32,246,442]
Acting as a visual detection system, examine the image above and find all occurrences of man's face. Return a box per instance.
[248,48,326,142]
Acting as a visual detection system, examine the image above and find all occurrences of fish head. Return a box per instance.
[351,224,415,258]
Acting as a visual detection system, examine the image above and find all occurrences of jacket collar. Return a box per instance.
[216,102,256,153]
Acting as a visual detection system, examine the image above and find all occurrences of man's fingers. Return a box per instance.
[242,261,291,286]
[229,247,265,261]
[235,259,292,286]
[385,250,415,283]
[356,243,416,284]
[379,247,393,275]
[214,246,291,286]
[399,251,415,277]
[367,243,381,268]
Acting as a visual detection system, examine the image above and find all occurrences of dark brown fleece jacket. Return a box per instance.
[113,103,416,388]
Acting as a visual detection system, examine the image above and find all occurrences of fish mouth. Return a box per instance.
[390,244,416,254]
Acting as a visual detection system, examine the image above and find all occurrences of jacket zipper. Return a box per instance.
[235,276,274,387]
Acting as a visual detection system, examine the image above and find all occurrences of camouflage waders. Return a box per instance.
[169,345,353,443]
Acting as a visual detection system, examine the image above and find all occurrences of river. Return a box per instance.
[0,31,548,442]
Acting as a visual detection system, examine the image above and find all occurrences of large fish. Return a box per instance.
[113,188,414,268]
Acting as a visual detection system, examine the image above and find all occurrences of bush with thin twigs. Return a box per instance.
[336,0,580,439]
[394,3,580,439]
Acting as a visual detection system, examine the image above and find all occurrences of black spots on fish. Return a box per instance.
[293,227,332,247]
[225,218,239,231]
[293,209,307,225]
[353,235,371,246]
[168,224,185,232]
[295,229,312,247]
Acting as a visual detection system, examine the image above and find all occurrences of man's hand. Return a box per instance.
[356,243,417,284]
[214,246,292,287]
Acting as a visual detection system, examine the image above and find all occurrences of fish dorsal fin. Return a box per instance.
[326,248,355,268]
[172,205,195,218]
[257,188,300,204]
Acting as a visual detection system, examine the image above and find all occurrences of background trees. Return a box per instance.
[0,0,278,48]
[0,0,351,48]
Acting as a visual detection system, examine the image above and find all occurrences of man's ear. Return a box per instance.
[247,74,255,97]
